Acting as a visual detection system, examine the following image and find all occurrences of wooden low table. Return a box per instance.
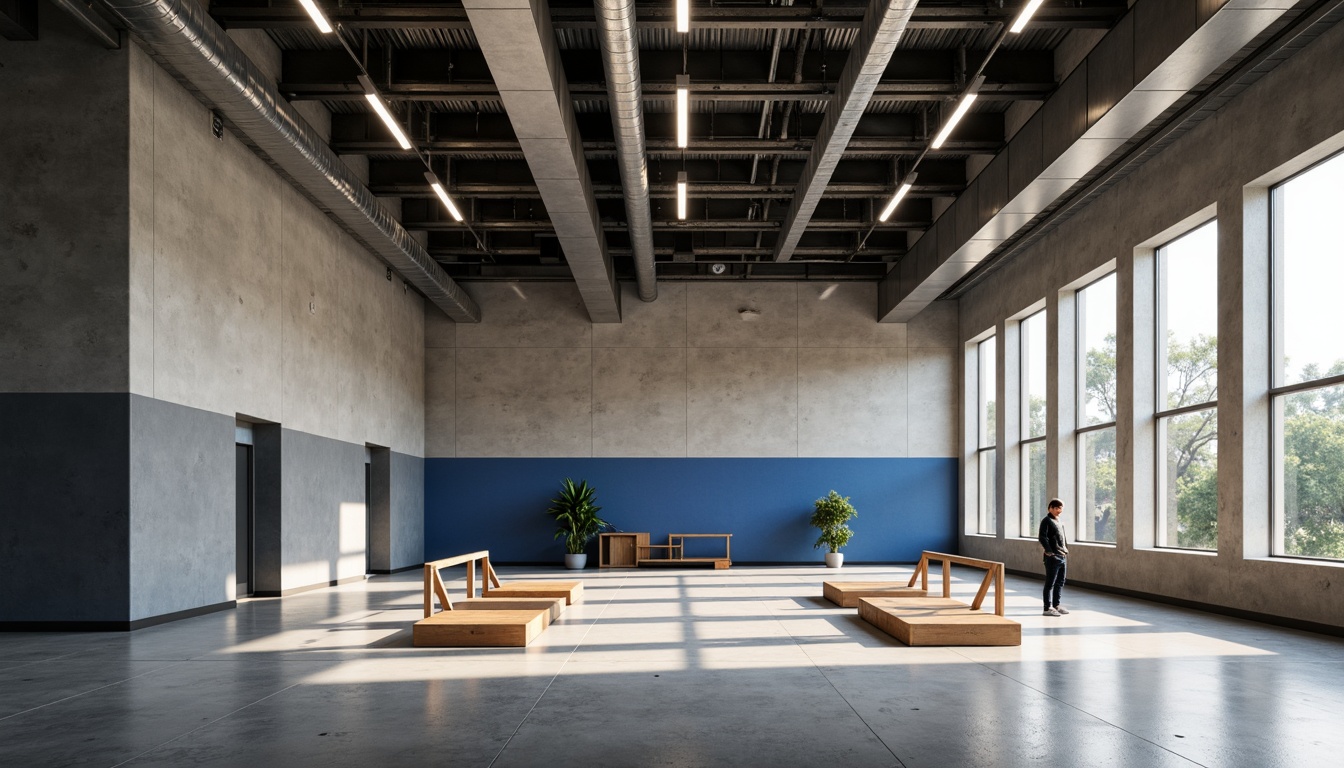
[637,533,732,569]
[823,581,927,608]
[859,597,1021,647]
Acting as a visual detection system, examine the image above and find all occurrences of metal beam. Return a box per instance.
[774,0,918,262]
[48,0,121,48]
[463,0,620,321]
[332,136,1003,157]
[403,219,927,232]
[210,3,1126,31]
[371,182,965,199]
[0,0,36,39]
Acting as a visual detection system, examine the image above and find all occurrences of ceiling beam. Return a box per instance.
[403,219,928,232]
[210,3,1126,31]
[372,181,965,199]
[333,136,1003,157]
[462,0,620,321]
[0,0,37,40]
[773,0,918,262]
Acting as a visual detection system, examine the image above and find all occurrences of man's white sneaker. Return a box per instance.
[1043,607,1060,616]
[1054,606,1070,615]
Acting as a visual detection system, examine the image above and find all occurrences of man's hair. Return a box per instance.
[1048,498,1064,509]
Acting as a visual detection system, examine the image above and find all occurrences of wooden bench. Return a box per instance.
[823,581,927,608]
[857,551,1020,647]
[413,550,571,647]
[636,533,732,569]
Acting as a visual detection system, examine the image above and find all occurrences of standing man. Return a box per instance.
[1038,498,1070,616]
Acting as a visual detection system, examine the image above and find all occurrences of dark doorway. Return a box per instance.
[235,443,254,597]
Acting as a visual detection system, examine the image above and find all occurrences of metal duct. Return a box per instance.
[773,0,919,262]
[100,0,481,322]
[594,0,656,302]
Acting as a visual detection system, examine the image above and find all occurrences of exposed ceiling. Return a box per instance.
[205,0,1128,288]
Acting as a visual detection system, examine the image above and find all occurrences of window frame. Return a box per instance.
[1074,271,1118,544]
[1019,310,1047,537]
[976,335,998,535]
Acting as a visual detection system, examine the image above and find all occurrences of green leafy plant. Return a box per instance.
[810,490,858,553]
[547,478,611,555]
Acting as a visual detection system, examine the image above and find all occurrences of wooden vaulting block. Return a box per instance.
[484,581,584,605]
[823,581,928,608]
[413,609,549,647]
[858,597,1021,647]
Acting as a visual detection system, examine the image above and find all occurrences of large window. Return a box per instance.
[1076,273,1117,543]
[977,336,998,535]
[1155,222,1219,550]
[1021,311,1048,535]
[1272,150,1344,561]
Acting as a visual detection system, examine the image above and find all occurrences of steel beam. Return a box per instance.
[0,0,36,40]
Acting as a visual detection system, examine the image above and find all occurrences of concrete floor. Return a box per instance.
[1,566,1342,767]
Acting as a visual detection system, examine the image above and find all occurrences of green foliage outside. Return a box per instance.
[547,478,610,555]
[1082,334,1344,557]
[810,490,857,553]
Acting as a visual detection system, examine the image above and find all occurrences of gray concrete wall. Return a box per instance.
[390,451,426,570]
[958,18,1344,630]
[426,282,958,459]
[277,429,369,593]
[0,394,130,624]
[128,395,235,621]
[0,9,130,393]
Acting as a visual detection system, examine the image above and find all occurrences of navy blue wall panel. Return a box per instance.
[425,458,957,564]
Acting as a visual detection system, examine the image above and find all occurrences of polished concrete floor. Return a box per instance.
[2,565,1342,767]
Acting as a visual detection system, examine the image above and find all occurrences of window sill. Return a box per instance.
[1135,546,1218,557]
[1249,555,1344,569]
[1070,540,1116,549]
[965,532,999,539]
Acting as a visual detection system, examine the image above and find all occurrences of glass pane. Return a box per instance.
[1079,427,1117,543]
[979,337,997,449]
[1159,222,1218,410]
[1079,273,1118,426]
[978,449,997,535]
[1277,383,1344,560]
[1275,152,1344,387]
[1159,407,1218,550]
[1022,312,1047,438]
[1023,441,1048,536]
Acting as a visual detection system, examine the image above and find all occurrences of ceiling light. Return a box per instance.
[930,76,984,150]
[1009,0,1047,34]
[676,75,689,149]
[358,75,412,151]
[879,173,918,222]
[676,0,690,33]
[677,172,688,220]
[297,0,333,34]
[424,172,463,222]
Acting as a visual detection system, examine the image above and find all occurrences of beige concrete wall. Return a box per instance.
[127,45,425,457]
[957,18,1344,629]
[426,282,958,459]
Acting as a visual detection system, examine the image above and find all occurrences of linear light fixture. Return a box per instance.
[676,75,690,149]
[676,0,690,33]
[424,172,463,222]
[676,172,688,220]
[930,76,984,150]
[878,173,918,222]
[1009,0,1047,34]
[297,0,333,34]
[358,74,412,151]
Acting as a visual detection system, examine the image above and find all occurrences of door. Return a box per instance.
[235,444,254,597]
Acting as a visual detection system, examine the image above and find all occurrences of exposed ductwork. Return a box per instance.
[594,0,656,302]
[100,0,481,322]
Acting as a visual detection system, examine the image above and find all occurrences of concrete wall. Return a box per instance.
[958,18,1344,630]
[427,282,957,459]
[424,281,960,562]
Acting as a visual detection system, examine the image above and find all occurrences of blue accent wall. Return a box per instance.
[425,458,957,564]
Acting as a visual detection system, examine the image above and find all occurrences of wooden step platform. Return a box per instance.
[484,581,584,605]
[413,609,549,647]
[858,597,1021,647]
[450,597,566,624]
[823,581,927,607]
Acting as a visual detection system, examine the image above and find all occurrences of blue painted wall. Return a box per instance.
[425,458,957,564]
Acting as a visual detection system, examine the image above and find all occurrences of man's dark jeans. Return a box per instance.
[1043,555,1067,608]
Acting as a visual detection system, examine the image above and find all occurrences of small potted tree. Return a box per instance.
[547,478,610,569]
[811,490,858,568]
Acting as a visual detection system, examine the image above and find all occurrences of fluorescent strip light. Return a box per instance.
[1009,0,1047,34]
[676,75,689,149]
[358,76,413,150]
[676,0,690,33]
[297,0,334,34]
[878,174,918,222]
[930,77,984,150]
[677,172,688,220]
[425,173,463,222]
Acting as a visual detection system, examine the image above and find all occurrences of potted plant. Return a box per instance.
[547,478,610,569]
[811,490,857,568]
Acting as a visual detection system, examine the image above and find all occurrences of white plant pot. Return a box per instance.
[564,553,588,570]
[824,552,844,568]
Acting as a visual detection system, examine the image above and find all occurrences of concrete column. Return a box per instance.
[1049,290,1079,518]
